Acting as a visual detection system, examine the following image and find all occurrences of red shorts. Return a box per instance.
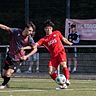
[48,51,67,69]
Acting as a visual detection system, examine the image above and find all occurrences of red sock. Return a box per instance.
[63,67,70,80]
[50,73,58,80]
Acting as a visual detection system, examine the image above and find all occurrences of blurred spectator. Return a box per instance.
[25,53,39,73]
[24,32,40,73]
[68,24,80,73]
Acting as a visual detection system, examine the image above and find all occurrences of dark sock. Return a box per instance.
[2,76,10,86]
[1,76,5,79]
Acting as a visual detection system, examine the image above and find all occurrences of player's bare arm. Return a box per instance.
[32,43,39,49]
[0,24,11,31]
[21,43,39,60]
[21,46,32,50]
[62,37,73,45]
[20,46,37,61]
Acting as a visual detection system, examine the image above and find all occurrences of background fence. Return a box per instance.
[0,45,96,79]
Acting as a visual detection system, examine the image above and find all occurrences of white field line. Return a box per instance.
[66,88,96,91]
[0,88,96,93]
[0,89,46,93]
[0,79,51,82]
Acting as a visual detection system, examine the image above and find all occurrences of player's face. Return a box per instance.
[71,27,76,32]
[44,26,53,35]
[24,27,33,36]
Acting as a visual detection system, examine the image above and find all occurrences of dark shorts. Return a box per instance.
[3,55,22,72]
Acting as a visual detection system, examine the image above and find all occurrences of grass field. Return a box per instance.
[0,78,96,96]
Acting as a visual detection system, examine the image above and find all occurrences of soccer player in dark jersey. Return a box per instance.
[0,22,37,89]
[68,24,80,73]
[32,20,73,89]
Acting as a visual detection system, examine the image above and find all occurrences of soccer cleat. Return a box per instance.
[66,80,70,86]
[56,84,67,90]
[0,85,6,89]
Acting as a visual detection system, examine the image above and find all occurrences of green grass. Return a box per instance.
[0,78,96,96]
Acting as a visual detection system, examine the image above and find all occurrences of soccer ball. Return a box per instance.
[55,74,66,85]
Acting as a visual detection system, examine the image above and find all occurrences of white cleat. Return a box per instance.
[56,84,67,90]
[0,85,6,89]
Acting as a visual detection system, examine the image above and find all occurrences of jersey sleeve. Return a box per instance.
[37,38,45,46]
[28,35,35,45]
[10,28,20,33]
[57,31,63,39]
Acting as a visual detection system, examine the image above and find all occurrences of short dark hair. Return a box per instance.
[43,19,55,28]
[25,21,36,31]
[71,24,76,28]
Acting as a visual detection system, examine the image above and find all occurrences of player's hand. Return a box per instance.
[20,56,28,61]
[69,39,72,42]
[69,42,73,46]
[21,47,24,50]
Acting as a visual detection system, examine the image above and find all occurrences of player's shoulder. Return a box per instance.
[10,28,22,33]
[53,30,61,34]
[76,32,80,35]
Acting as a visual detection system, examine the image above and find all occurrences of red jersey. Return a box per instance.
[37,30,65,57]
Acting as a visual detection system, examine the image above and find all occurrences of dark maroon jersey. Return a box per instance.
[8,28,35,61]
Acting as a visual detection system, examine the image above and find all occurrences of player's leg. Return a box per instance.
[0,68,14,89]
[0,55,15,89]
[2,69,14,85]
[48,57,59,80]
[60,61,70,86]
[59,51,70,86]
[49,66,67,90]
[48,58,67,89]
[49,66,57,80]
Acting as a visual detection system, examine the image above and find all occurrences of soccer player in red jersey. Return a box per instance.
[33,20,73,89]
[0,22,37,89]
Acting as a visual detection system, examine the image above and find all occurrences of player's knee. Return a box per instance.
[61,62,67,68]
[48,71,52,75]
[6,69,14,77]
[48,66,56,75]
[6,73,12,77]
[48,70,55,75]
